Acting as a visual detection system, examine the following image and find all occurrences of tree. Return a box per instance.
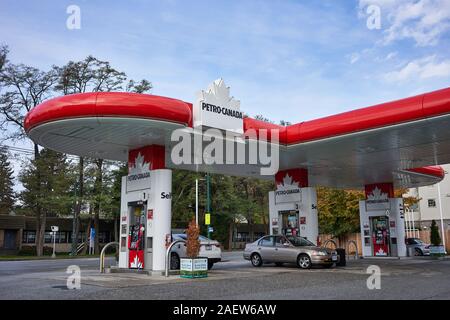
[430,219,442,246]
[0,63,58,142]
[109,163,128,241]
[0,146,15,214]
[317,187,364,241]
[54,55,151,254]
[19,149,76,255]
[0,45,8,73]
[186,219,200,258]
[126,79,152,93]
[0,62,58,256]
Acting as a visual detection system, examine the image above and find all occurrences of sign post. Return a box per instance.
[89,227,95,255]
[51,226,58,258]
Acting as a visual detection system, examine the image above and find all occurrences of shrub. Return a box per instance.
[18,245,54,256]
[185,219,200,258]
[430,220,442,246]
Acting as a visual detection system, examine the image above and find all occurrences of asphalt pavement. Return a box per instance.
[0,252,449,300]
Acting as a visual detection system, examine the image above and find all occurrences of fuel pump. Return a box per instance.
[128,202,146,269]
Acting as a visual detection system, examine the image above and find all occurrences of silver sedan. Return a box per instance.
[243,235,339,269]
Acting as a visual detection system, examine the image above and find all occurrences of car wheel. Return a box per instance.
[251,253,263,267]
[415,248,423,256]
[275,262,284,267]
[170,253,180,270]
[297,254,312,269]
[208,261,214,270]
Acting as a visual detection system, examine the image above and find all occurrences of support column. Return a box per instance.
[360,182,406,257]
[150,168,172,271]
[269,168,318,244]
[119,145,172,271]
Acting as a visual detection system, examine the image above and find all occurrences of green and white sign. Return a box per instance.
[180,257,208,278]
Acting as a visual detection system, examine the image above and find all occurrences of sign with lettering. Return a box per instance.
[194,79,243,134]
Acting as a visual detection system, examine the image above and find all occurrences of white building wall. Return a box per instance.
[405,164,450,230]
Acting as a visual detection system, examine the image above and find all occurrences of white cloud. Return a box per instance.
[350,52,361,64]
[385,51,397,60]
[359,0,450,46]
[384,55,450,82]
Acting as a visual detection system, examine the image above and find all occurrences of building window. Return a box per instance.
[428,199,436,208]
[234,232,250,242]
[44,232,52,243]
[22,230,36,244]
[98,232,110,243]
[253,233,266,241]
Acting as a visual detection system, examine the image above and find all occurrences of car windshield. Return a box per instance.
[286,236,315,247]
[173,234,187,240]
[173,234,211,241]
[414,239,423,244]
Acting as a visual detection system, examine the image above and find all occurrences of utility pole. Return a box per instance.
[71,181,78,256]
[195,178,199,226]
[437,182,447,253]
[206,173,211,239]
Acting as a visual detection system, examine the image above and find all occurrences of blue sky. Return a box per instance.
[1,0,450,124]
[1,0,450,191]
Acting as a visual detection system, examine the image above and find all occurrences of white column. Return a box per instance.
[150,169,172,271]
[301,188,319,245]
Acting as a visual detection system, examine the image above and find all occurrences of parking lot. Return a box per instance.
[0,251,449,300]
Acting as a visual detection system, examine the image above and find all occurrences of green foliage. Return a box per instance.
[430,219,442,246]
[126,79,152,93]
[19,148,76,217]
[317,187,364,237]
[171,170,273,246]
[0,146,15,214]
[18,245,53,256]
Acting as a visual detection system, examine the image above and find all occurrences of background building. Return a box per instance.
[0,214,115,255]
[405,164,450,249]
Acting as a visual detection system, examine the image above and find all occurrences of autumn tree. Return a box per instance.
[317,187,364,241]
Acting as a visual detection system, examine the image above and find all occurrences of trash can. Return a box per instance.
[407,247,415,257]
[336,248,346,267]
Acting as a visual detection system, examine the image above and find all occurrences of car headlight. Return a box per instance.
[315,251,327,256]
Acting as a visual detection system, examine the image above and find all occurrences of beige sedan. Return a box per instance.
[243,235,338,269]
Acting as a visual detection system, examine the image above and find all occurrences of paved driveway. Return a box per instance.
[0,252,449,299]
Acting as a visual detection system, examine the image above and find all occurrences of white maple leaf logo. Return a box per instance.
[129,152,151,175]
[130,255,143,268]
[277,174,299,191]
[367,187,388,201]
[197,78,240,110]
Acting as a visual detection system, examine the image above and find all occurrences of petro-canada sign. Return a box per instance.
[127,152,151,192]
[193,79,243,135]
[275,174,302,204]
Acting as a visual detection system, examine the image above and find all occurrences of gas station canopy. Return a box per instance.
[24,87,450,189]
